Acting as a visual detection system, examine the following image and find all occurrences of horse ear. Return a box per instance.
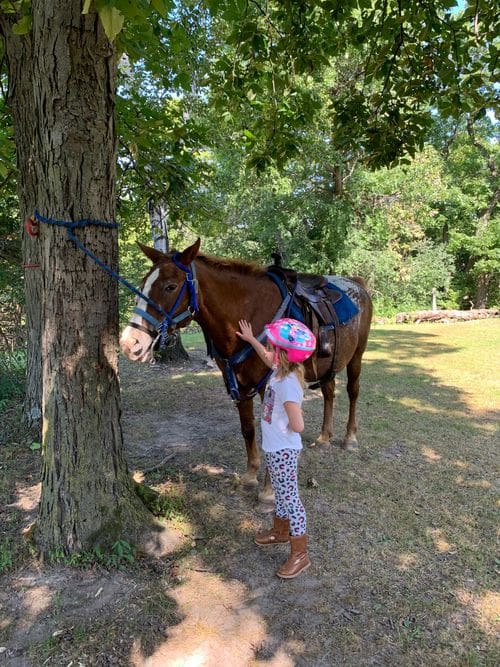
[178,238,201,265]
[137,242,166,265]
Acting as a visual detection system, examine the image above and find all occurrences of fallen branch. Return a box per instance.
[396,309,499,323]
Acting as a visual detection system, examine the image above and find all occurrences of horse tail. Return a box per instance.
[350,275,369,291]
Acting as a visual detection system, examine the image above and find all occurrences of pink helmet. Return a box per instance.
[264,318,316,363]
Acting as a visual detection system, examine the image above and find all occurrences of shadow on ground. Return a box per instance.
[1,324,498,665]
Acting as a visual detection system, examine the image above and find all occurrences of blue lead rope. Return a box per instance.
[33,210,194,348]
[34,210,168,318]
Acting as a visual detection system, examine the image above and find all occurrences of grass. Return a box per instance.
[1,318,499,665]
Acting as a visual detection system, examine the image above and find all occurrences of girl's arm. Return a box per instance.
[236,319,274,368]
[284,401,304,433]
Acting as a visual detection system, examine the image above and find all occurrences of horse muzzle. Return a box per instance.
[120,327,154,363]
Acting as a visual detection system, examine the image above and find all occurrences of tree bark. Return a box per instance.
[2,1,154,555]
[0,14,42,428]
[148,199,169,253]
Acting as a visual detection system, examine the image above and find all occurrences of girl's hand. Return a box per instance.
[236,319,255,343]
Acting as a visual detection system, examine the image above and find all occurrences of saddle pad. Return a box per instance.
[266,272,359,325]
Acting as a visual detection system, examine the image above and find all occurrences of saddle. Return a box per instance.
[267,266,342,358]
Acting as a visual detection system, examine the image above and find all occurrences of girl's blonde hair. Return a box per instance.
[274,348,306,387]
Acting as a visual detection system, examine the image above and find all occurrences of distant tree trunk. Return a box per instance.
[148,200,189,363]
[466,116,499,308]
[2,1,154,555]
[0,18,42,428]
[148,199,168,253]
[475,274,489,310]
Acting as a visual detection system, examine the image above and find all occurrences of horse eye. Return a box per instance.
[164,283,177,292]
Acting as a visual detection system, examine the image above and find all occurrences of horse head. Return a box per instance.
[119,239,201,362]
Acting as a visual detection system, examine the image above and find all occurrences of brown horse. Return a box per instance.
[120,239,372,499]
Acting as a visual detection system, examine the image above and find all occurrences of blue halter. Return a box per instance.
[132,253,199,347]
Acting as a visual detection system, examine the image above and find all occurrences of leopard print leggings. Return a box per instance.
[265,449,307,536]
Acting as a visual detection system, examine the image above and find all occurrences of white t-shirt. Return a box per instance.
[261,370,304,453]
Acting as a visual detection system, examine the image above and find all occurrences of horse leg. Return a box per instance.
[312,377,335,446]
[237,398,260,488]
[257,467,275,507]
[343,348,363,450]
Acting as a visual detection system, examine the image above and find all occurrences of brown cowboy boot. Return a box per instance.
[276,534,310,578]
[254,516,290,546]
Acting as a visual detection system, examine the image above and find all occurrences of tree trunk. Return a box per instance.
[2,1,154,555]
[0,15,42,428]
[148,199,169,253]
[474,274,489,310]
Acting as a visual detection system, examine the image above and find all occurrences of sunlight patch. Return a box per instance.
[171,370,218,380]
[455,475,492,489]
[18,585,52,626]
[421,446,442,462]
[426,528,455,553]
[130,570,267,666]
[207,503,226,520]
[10,483,40,511]
[396,552,419,570]
[191,463,225,476]
[456,589,500,636]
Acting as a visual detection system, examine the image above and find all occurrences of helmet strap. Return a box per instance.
[272,346,280,370]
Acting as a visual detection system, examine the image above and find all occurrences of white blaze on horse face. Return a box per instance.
[120,268,160,362]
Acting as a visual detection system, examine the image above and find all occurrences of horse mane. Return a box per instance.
[194,252,267,277]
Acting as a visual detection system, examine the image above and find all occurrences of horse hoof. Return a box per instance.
[308,437,331,448]
[255,501,275,514]
[241,473,259,489]
[257,490,275,505]
[342,437,359,451]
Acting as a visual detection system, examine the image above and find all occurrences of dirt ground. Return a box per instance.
[1,323,499,666]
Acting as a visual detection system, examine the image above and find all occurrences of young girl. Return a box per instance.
[236,317,316,579]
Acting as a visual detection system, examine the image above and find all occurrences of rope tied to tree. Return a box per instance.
[31,209,164,308]
[30,211,198,350]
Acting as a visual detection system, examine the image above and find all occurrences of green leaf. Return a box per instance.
[30,442,41,451]
[150,0,168,17]
[98,5,124,42]
[12,14,32,35]
[82,0,92,14]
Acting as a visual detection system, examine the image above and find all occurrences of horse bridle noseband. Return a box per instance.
[129,253,199,349]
